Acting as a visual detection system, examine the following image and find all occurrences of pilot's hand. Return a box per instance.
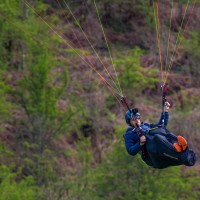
[164,101,170,112]
[140,135,146,146]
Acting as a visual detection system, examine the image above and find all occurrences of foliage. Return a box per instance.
[0,165,42,200]
[0,81,12,126]
[0,0,76,187]
[175,89,200,113]
[90,0,154,33]
[183,31,200,84]
[60,125,200,200]
[134,0,155,27]
[0,0,200,199]
[115,48,159,99]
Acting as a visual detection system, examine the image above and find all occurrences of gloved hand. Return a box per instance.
[164,101,170,112]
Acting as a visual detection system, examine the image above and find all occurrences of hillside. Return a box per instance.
[0,0,200,199]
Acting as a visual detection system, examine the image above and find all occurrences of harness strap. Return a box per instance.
[149,127,159,131]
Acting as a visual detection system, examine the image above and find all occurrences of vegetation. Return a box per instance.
[0,0,200,199]
[0,165,41,200]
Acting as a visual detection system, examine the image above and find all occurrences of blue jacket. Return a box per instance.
[123,112,169,156]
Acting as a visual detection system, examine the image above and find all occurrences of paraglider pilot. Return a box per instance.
[124,102,187,155]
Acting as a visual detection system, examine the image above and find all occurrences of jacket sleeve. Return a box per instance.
[150,112,169,128]
[163,112,169,126]
[123,132,141,156]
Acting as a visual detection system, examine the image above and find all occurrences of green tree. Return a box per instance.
[0,165,42,200]
[183,31,200,85]
[115,48,159,99]
[0,0,76,186]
